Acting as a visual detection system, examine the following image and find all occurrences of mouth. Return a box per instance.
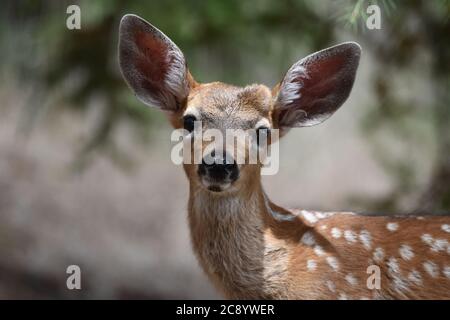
[208,185,223,193]
[200,177,232,193]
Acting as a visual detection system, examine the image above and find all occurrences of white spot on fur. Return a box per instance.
[326,256,339,271]
[387,257,400,274]
[320,225,328,230]
[386,257,409,294]
[443,266,450,279]
[315,212,328,219]
[301,231,316,246]
[442,224,450,233]
[373,247,384,263]
[407,269,422,285]
[331,227,342,239]
[314,245,326,256]
[300,210,318,224]
[326,280,336,293]
[359,230,372,250]
[345,273,358,286]
[326,212,339,217]
[392,276,409,294]
[421,234,433,245]
[431,239,448,253]
[420,232,449,252]
[399,244,414,261]
[307,259,317,271]
[386,222,399,232]
[423,261,439,278]
[344,230,357,243]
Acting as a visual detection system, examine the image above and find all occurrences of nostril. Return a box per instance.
[198,162,206,175]
[224,162,237,171]
[227,163,239,181]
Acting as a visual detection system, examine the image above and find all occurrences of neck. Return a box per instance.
[187,177,273,299]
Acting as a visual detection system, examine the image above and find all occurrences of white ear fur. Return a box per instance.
[119,14,190,111]
[277,63,307,108]
[275,42,361,128]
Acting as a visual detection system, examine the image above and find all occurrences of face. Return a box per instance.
[118,14,361,195]
[178,83,274,193]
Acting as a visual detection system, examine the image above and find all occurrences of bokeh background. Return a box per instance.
[0,0,449,299]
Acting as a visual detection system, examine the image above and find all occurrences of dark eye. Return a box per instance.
[183,115,196,132]
[256,127,270,145]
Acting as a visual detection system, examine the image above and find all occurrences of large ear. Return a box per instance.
[119,14,196,111]
[273,42,361,131]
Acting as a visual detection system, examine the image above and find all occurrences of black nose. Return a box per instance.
[199,151,239,182]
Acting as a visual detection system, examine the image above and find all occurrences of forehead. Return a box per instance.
[185,82,273,129]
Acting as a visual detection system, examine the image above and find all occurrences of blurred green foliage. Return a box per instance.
[0,0,449,212]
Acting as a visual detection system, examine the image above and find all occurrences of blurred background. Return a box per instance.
[0,0,449,299]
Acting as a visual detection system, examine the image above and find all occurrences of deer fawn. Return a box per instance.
[119,14,450,299]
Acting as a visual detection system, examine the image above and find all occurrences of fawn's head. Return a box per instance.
[119,14,361,195]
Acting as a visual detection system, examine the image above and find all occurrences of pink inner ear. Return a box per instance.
[287,53,350,121]
[301,53,346,100]
[119,15,192,110]
[277,44,360,128]
[134,30,169,83]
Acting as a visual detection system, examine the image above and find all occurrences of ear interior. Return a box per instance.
[119,14,194,111]
[274,42,361,129]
